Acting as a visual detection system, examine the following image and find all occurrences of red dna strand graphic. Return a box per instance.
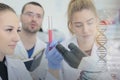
[96,23,107,64]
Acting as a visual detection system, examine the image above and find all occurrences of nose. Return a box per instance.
[82,24,88,33]
[31,14,37,21]
[12,31,20,43]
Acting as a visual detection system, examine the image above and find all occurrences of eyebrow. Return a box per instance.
[86,18,94,22]
[5,25,20,29]
[72,18,94,24]
[24,11,41,15]
[72,21,82,24]
[5,25,14,28]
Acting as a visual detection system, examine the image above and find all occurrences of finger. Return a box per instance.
[49,40,58,47]
[45,47,56,58]
[45,44,50,55]
[49,39,64,47]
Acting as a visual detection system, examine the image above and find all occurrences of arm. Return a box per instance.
[48,69,60,80]
[45,40,63,80]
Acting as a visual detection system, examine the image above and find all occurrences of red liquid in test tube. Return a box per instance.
[48,16,53,43]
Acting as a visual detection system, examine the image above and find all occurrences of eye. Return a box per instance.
[17,29,21,33]
[72,22,83,28]
[87,20,94,25]
[27,13,33,17]
[24,12,33,17]
[87,22,93,25]
[6,29,13,32]
[37,14,42,19]
[74,24,83,28]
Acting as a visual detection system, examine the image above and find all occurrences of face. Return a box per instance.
[21,4,44,33]
[70,9,98,43]
[0,11,20,55]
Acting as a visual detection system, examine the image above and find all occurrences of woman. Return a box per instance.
[46,0,113,80]
[0,3,32,80]
[62,0,110,79]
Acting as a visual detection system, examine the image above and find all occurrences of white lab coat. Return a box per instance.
[55,36,113,80]
[0,56,32,80]
[12,37,48,80]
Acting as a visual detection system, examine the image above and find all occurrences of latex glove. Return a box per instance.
[56,43,87,68]
[45,40,63,69]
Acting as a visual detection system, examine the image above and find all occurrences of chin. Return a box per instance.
[6,50,14,55]
[84,37,94,42]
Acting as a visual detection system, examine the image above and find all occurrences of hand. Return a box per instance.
[45,40,63,69]
[56,43,87,68]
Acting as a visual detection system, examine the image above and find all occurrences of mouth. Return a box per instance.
[8,45,16,49]
[82,35,90,38]
[30,24,37,29]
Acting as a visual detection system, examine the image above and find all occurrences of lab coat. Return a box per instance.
[12,37,48,80]
[0,56,32,80]
[57,36,112,80]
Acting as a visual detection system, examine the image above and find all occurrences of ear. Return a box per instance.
[68,22,74,34]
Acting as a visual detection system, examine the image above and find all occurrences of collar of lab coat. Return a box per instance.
[5,56,19,80]
[69,36,103,71]
[5,56,17,68]
[68,36,98,57]
[16,37,46,59]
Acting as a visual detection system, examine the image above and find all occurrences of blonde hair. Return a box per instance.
[67,0,97,34]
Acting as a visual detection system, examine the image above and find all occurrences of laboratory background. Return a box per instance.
[1,0,120,41]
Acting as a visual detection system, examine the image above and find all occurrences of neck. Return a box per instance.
[19,29,37,50]
[77,39,95,55]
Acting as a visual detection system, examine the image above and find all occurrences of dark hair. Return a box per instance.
[0,3,16,13]
[21,1,44,14]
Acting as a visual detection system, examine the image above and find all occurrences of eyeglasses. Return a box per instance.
[23,12,43,19]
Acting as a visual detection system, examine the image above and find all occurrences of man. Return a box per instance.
[12,2,47,80]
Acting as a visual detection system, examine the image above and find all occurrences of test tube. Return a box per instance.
[48,16,53,43]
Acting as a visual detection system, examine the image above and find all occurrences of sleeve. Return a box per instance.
[45,65,63,80]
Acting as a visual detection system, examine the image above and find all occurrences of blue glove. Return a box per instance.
[45,40,63,69]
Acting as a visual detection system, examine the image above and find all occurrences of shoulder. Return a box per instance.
[6,57,33,80]
[36,37,46,47]
[6,56,26,68]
